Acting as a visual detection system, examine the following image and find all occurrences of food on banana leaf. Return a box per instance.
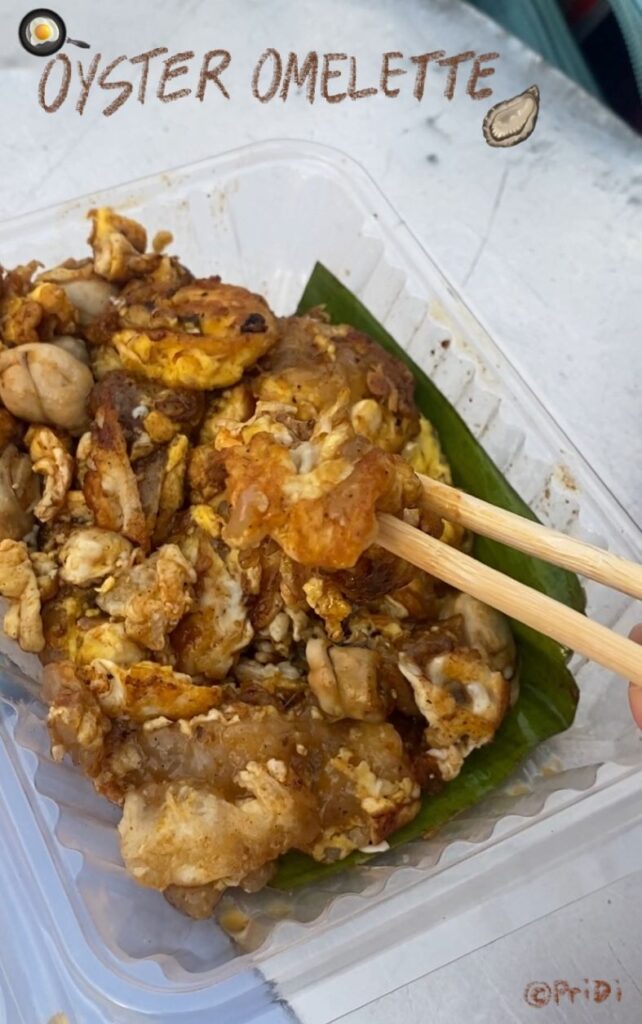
[0,209,579,916]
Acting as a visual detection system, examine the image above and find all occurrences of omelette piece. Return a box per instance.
[255,315,419,453]
[89,370,205,447]
[172,536,253,679]
[0,274,78,345]
[217,390,431,569]
[80,405,147,548]
[96,544,195,652]
[111,278,279,390]
[83,659,222,722]
[57,527,134,586]
[0,261,41,345]
[403,415,468,549]
[398,649,510,781]
[199,383,255,443]
[75,621,147,668]
[26,426,74,524]
[88,207,153,284]
[0,539,44,652]
[40,589,148,668]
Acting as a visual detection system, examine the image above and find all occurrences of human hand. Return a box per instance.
[628,625,642,727]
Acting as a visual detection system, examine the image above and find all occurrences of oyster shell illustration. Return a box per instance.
[483,85,540,148]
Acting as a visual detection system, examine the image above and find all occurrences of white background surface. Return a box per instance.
[0,1,641,1021]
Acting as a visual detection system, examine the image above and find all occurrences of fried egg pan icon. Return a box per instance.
[19,8,89,56]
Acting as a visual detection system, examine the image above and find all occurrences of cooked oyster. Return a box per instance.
[0,343,93,433]
[0,444,39,541]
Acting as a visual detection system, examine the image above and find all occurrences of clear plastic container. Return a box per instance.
[0,140,640,1023]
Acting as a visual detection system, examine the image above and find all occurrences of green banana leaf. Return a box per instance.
[272,263,582,890]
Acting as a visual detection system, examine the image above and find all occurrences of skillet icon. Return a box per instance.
[19,8,89,56]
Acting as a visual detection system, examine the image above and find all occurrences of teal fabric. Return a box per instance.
[608,0,642,94]
[467,0,602,96]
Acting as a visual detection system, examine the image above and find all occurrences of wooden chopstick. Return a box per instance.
[419,473,642,601]
[376,512,642,688]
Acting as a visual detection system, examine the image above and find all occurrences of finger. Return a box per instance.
[630,625,642,644]
[628,625,642,727]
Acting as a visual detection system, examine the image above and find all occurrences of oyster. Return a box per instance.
[482,85,539,148]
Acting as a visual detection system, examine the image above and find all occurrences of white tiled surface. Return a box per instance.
[0,1,641,1021]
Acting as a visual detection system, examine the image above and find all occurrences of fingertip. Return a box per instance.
[629,683,642,728]
[627,627,642,727]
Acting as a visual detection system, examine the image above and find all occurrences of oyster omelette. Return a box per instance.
[0,209,516,919]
